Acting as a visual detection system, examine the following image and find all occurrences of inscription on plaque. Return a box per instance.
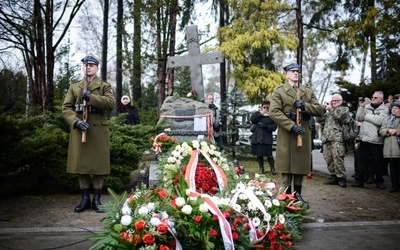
[175,109,195,122]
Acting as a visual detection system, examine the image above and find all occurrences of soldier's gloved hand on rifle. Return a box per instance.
[294,100,305,112]
[82,90,91,101]
[291,124,306,134]
[74,120,90,131]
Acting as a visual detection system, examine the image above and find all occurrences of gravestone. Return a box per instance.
[158,95,213,142]
[148,95,214,187]
[167,25,224,100]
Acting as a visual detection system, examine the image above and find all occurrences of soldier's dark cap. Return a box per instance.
[284,63,300,72]
[81,55,99,65]
[391,101,400,108]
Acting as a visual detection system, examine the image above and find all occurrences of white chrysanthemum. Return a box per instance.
[182,142,189,147]
[121,205,132,215]
[279,214,285,224]
[173,150,181,158]
[220,198,230,206]
[221,164,229,171]
[255,173,260,178]
[264,213,271,222]
[175,197,186,207]
[244,174,250,179]
[209,196,221,206]
[210,144,217,150]
[200,141,208,146]
[181,205,193,215]
[121,215,132,226]
[138,206,149,216]
[252,217,261,227]
[272,199,280,206]
[167,157,176,163]
[147,202,155,211]
[185,189,192,196]
[232,204,241,212]
[160,211,169,219]
[199,203,209,213]
[214,151,221,157]
[239,193,248,200]
[264,200,272,208]
[247,202,257,211]
[208,149,215,155]
[255,191,264,196]
[150,217,162,226]
[266,190,273,197]
[192,140,200,148]
[213,157,218,163]
[175,159,181,166]
[201,146,209,154]
[178,155,184,160]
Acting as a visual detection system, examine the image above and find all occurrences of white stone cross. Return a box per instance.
[167,25,224,100]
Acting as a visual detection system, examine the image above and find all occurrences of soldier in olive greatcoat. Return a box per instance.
[270,63,324,206]
[62,55,115,213]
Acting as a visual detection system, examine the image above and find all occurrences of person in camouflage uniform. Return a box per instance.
[317,94,351,188]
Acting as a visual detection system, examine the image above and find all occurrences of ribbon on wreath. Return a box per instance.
[188,191,234,250]
[184,149,233,249]
[229,182,271,244]
[152,133,165,153]
[184,149,228,192]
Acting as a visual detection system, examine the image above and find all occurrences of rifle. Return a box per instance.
[295,85,303,147]
[82,63,89,143]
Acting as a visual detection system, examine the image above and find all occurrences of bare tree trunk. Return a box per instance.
[45,0,54,111]
[116,0,123,107]
[101,0,109,81]
[368,0,377,82]
[219,0,227,103]
[166,0,178,97]
[132,0,142,105]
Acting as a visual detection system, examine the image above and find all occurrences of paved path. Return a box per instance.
[1,151,399,250]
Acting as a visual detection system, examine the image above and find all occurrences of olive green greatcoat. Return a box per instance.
[62,77,115,175]
[269,82,324,174]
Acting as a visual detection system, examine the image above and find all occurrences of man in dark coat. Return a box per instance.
[62,55,115,213]
[250,100,277,175]
[270,62,324,206]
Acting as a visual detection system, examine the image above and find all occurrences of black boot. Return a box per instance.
[257,156,264,174]
[294,185,309,208]
[92,189,103,213]
[268,158,276,175]
[75,189,91,213]
[285,185,292,194]
[338,178,347,188]
[324,175,338,185]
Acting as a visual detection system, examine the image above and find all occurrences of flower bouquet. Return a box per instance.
[150,133,177,155]
[89,140,309,250]
[186,90,198,101]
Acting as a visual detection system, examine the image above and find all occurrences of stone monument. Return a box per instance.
[167,25,224,100]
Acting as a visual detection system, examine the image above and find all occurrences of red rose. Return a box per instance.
[142,234,156,245]
[133,234,141,246]
[157,224,168,234]
[120,231,129,241]
[158,189,168,199]
[232,232,239,240]
[194,215,202,224]
[159,245,170,250]
[209,229,219,237]
[135,220,146,232]
[201,182,211,191]
[223,211,230,218]
[234,217,242,225]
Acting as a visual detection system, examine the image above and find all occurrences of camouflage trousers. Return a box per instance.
[322,141,346,178]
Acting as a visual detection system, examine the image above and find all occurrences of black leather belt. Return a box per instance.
[75,104,104,114]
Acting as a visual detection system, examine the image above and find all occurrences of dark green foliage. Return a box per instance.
[0,112,164,195]
[220,88,252,157]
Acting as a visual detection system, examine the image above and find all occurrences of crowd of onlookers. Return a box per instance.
[318,92,400,193]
